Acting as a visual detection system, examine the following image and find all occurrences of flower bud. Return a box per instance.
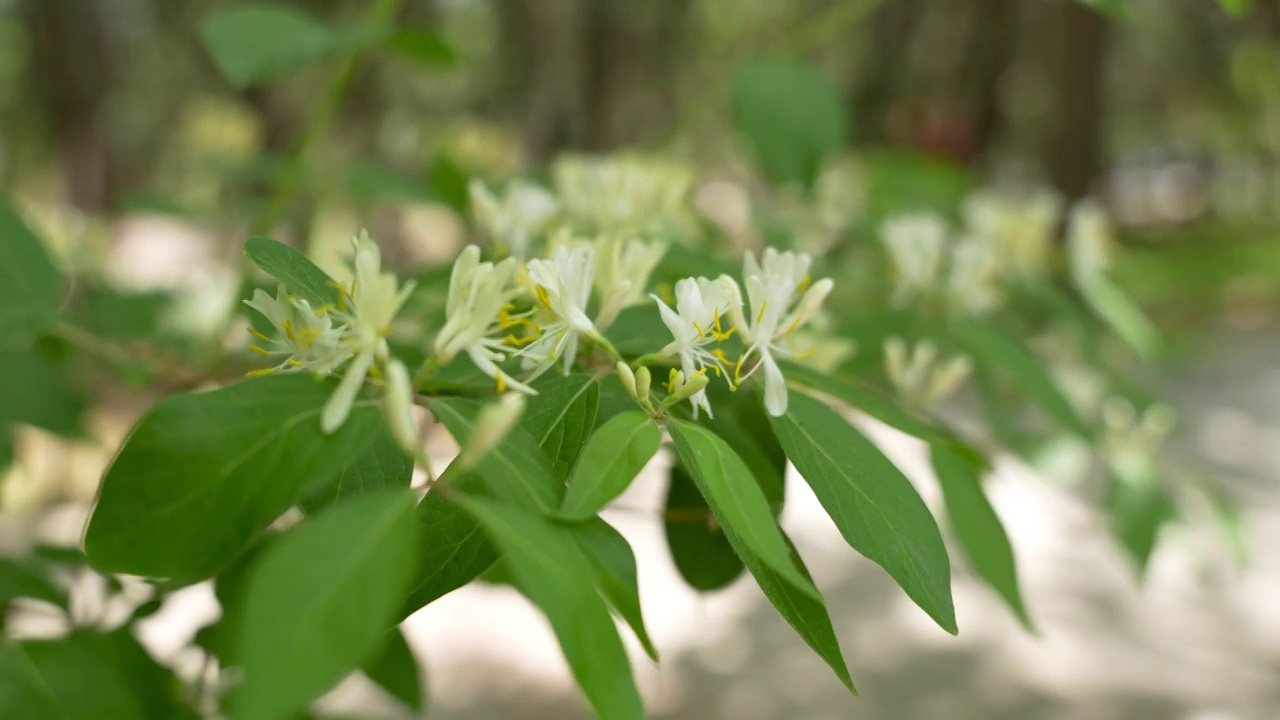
[635,366,651,402]
[616,361,637,398]
[670,372,710,401]
[458,393,526,470]
[384,359,421,458]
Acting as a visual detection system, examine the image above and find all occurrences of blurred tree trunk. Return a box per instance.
[580,0,694,150]
[495,0,583,161]
[848,0,923,145]
[27,0,120,212]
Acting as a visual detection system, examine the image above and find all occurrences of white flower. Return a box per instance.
[963,188,1063,279]
[880,213,947,307]
[652,276,738,417]
[383,358,421,459]
[552,154,695,235]
[727,248,834,416]
[433,245,536,394]
[946,238,1002,317]
[244,285,350,375]
[594,235,666,329]
[468,179,559,259]
[883,337,971,410]
[521,243,598,376]
[322,231,415,433]
[1067,199,1111,286]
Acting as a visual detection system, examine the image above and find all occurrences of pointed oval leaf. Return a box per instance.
[664,461,745,591]
[0,199,63,350]
[13,634,148,719]
[362,628,423,712]
[84,374,382,580]
[201,4,349,88]
[428,397,560,511]
[559,412,660,520]
[243,236,339,307]
[770,390,956,634]
[568,518,659,661]
[522,374,600,478]
[0,643,65,719]
[453,495,643,720]
[1108,474,1175,576]
[666,419,818,599]
[236,490,419,720]
[930,446,1032,629]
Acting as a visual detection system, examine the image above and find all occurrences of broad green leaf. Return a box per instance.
[362,628,423,712]
[953,320,1091,438]
[300,430,413,513]
[770,391,957,634]
[399,466,497,617]
[559,412,660,521]
[236,490,419,720]
[84,374,383,580]
[0,199,62,350]
[730,57,847,190]
[243,236,339,307]
[723,527,855,692]
[0,642,64,718]
[0,348,85,437]
[522,374,600,478]
[200,4,373,87]
[387,28,455,66]
[1080,276,1161,360]
[1219,0,1254,15]
[667,419,818,599]
[453,495,643,720]
[85,628,193,719]
[930,446,1032,629]
[17,633,147,719]
[664,462,745,591]
[568,518,659,661]
[428,396,560,511]
[0,558,66,608]
[1108,475,1174,575]
[193,540,273,668]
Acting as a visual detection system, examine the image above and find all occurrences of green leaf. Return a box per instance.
[200,4,375,88]
[0,199,62,350]
[697,384,787,514]
[428,396,561,511]
[236,489,419,720]
[723,528,855,692]
[730,57,847,190]
[952,320,1091,438]
[362,628,423,712]
[664,462,745,591]
[193,540,273,668]
[0,558,66,608]
[15,634,147,719]
[930,446,1032,629]
[84,374,383,580]
[667,419,818,599]
[0,349,85,437]
[1108,475,1174,575]
[0,642,64,718]
[86,628,192,719]
[522,374,600,478]
[300,430,413,513]
[399,467,498,617]
[427,153,470,214]
[243,236,339,307]
[452,495,643,720]
[1080,276,1161,360]
[1219,0,1254,15]
[387,28,455,66]
[559,412,660,521]
[568,518,659,661]
[770,390,957,634]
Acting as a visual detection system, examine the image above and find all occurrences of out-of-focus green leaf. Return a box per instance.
[427,153,470,214]
[1108,475,1175,575]
[770,390,956,634]
[0,558,66,608]
[236,490,418,720]
[243,236,339,307]
[362,628,424,712]
[74,286,170,341]
[1075,0,1129,19]
[559,412,660,521]
[0,642,64,718]
[568,518,659,661]
[521,374,600,478]
[15,634,147,719]
[930,446,1032,629]
[387,28,455,66]
[730,57,847,190]
[200,4,375,88]
[664,461,745,591]
[862,151,970,221]
[1219,0,1254,16]
[84,375,383,580]
[454,495,643,720]
[667,419,818,598]
[1080,276,1161,360]
[0,349,85,437]
[86,628,192,719]
[0,199,62,350]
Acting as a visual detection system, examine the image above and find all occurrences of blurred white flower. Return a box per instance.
[383,358,421,459]
[468,179,559,259]
[946,238,1003,317]
[594,236,667,329]
[552,154,695,236]
[880,213,948,306]
[727,248,834,416]
[652,275,739,417]
[963,188,1063,280]
[1067,199,1112,286]
[883,336,971,411]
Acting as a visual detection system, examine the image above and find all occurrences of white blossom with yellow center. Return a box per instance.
[243,285,350,376]
[521,243,599,377]
[594,235,667,330]
[652,275,739,417]
[468,178,559,259]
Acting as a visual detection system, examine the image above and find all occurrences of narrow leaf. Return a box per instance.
[667,419,818,599]
[930,446,1032,629]
[664,462,745,591]
[568,518,659,661]
[362,628,423,712]
[770,391,956,634]
[85,374,383,580]
[559,412,660,520]
[429,396,560,511]
[236,490,419,720]
[1080,276,1161,360]
[0,199,62,350]
[521,374,600,478]
[243,236,339,307]
[454,495,643,720]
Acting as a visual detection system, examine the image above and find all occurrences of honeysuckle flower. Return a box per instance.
[433,245,536,394]
[521,243,599,376]
[457,393,527,470]
[1101,397,1175,482]
[383,358,422,459]
[945,238,1002,316]
[963,188,1063,279]
[1067,199,1111,286]
[652,276,739,417]
[468,179,559,259]
[593,235,667,329]
[883,336,971,410]
[727,248,834,417]
[552,154,695,236]
[322,232,415,433]
[880,213,948,307]
[244,285,350,376]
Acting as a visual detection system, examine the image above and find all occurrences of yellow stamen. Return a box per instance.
[496,373,507,393]
[535,285,553,310]
[784,315,803,336]
[245,367,277,377]
[282,320,296,342]
[798,275,812,293]
[287,358,302,367]
[248,326,270,341]
[692,321,707,339]
[756,299,768,324]
[734,353,747,383]
[369,366,383,380]
[690,367,707,380]
[249,344,272,356]
[794,345,817,359]
[299,328,319,349]
[314,304,335,315]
